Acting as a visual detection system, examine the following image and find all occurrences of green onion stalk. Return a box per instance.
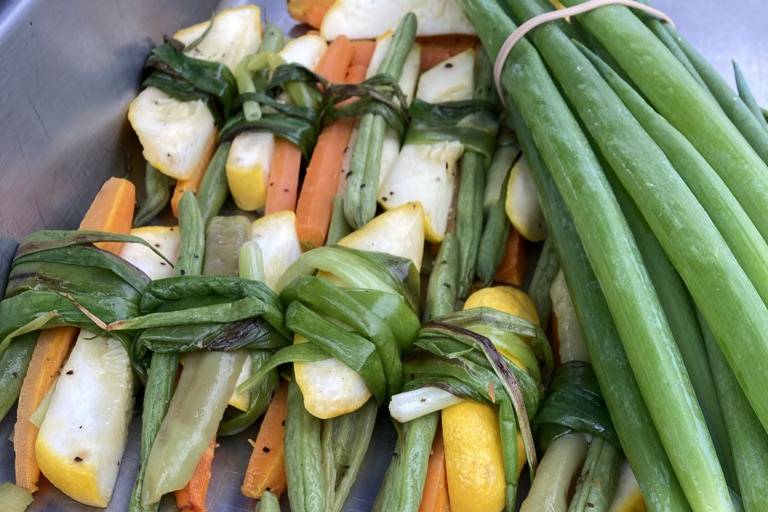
[343,13,418,228]
[237,247,422,512]
[650,22,768,166]
[507,97,690,511]
[555,0,768,243]
[493,0,763,508]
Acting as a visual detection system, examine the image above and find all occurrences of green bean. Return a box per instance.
[373,413,439,512]
[130,187,205,511]
[527,237,559,327]
[326,196,351,246]
[129,351,179,512]
[476,169,511,285]
[0,333,35,420]
[218,350,277,436]
[568,437,621,512]
[197,142,232,227]
[498,399,519,511]
[322,399,378,512]
[255,491,281,512]
[134,163,172,227]
[733,61,768,134]
[286,381,327,512]
[425,232,458,321]
[343,13,417,229]
[455,151,486,298]
[176,192,205,276]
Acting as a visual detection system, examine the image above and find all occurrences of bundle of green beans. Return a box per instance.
[343,13,418,228]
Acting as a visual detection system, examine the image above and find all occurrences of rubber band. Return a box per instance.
[493,0,675,104]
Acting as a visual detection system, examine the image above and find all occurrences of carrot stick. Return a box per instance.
[418,35,478,71]
[419,427,450,512]
[264,140,303,215]
[175,438,216,512]
[14,177,136,492]
[263,38,355,215]
[494,228,527,287]
[351,40,376,67]
[287,0,335,28]
[171,136,217,217]
[241,382,289,499]
[295,43,369,249]
[314,36,354,82]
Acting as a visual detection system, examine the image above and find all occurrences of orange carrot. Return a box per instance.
[418,35,478,71]
[351,40,376,67]
[241,382,289,499]
[263,37,355,215]
[264,140,303,215]
[295,38,366,249]
[171,136,217,217]
[175,438,216,512]
[14,177,136,492]
[314,36,354,83]
[494,229,527,287]
[287,0,335,28]
[419,428,450,512]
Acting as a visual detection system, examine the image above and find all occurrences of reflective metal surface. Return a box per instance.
[0,0,765,510]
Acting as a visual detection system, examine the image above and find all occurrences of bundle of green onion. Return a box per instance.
[454,0,768,510]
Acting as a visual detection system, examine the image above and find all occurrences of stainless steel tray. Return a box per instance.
[0,1,765,510]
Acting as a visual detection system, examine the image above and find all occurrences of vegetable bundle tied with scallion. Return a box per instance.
[236,246,421,512]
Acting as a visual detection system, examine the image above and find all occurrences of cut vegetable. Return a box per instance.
[337,202,426,271]
[520,434,588,512]
[321,0,474,40]
[35,331,133,508]
[174,438,215,512]
[120,226,180,280]
[494,228,526,287]
[608,462,646,512]
[173,5,263,72]
[226,132,275,211]
[389,387,463,423]
[295,37,359,248]
[380,49,476,242]
[415,48,476,103]
[418,429,449,512]
[505,156,546,242]
[14,177,135,493]
[442,401,505,512]
[279,33,329,71]
[418,35,478,71]
[265,139,304,215]
[550,270,589,364]
[242,381,289,499]
[128,87,217,182]
[250,212,303,291]
[0,482,33,512]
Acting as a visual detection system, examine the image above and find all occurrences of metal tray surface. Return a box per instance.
[0,1,766,510]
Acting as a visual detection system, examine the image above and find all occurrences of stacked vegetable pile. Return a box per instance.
[0,1,766,512]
